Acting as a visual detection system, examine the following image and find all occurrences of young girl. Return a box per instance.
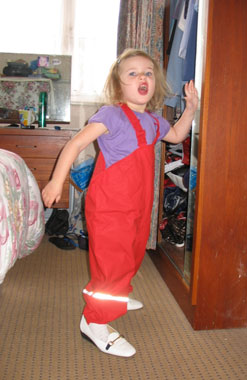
[42,48,198,357]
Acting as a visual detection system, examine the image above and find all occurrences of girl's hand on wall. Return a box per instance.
[184,80,199,114]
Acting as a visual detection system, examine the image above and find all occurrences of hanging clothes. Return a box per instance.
[165,0,198,109]
[182,1,198,81]
[179,0,196,59]
[165,0,185,108]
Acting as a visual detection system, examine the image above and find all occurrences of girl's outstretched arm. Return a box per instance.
[42,122,107,208]
[163,80,199,144]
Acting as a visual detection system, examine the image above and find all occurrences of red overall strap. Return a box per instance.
[120,103,147,147]
[147,112,160,144]
[120,103,160,146]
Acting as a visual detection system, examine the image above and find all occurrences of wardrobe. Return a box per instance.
[150,0,247,330]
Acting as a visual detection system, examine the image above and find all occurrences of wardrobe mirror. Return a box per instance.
[158,0,205,285]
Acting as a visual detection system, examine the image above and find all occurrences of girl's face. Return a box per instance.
[119,56,156,112]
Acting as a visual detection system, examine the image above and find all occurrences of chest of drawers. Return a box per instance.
[0,127,74,208]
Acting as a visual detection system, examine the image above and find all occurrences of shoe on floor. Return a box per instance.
[127,298,143,311]
[80,315,136,357]
[48,237,76,250]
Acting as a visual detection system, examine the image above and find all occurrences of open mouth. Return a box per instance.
[138,83,148,95]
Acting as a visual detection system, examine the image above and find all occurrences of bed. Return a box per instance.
[0,148,45,284]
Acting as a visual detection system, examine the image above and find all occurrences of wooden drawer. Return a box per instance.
[0,135,68,158]
[24,158,57,180]
[0,127,75,208]
[24,157,70,207]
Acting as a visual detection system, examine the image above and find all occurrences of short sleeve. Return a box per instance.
[88,105,126,135]
[151,113,170,141]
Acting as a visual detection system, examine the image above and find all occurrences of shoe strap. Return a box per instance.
[105,334,123,351]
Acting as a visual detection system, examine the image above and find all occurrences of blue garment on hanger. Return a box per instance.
[165,28,184,108]
[164,0,198,108]
[179,0,195,59]
[182,5,198,81]
[164,3,184,108]
[169,0,180,35]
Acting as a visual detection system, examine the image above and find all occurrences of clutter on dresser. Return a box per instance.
[0,52,71,124]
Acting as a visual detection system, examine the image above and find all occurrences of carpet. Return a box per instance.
[1,236,247,380]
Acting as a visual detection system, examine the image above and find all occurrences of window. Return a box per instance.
[0,0,120,103]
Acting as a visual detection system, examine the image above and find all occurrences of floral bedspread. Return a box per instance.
[0,149,45,284]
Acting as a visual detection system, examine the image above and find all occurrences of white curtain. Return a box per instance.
[0,0,120,103]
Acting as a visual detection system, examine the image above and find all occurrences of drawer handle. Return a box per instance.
[16,145,37,149]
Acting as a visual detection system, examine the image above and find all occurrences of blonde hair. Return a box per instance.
[103,48,170,111]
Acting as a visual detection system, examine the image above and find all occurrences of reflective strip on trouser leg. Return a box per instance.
[83,289,129,303]
[82,289,129,324]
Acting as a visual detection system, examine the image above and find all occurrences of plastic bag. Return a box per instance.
[70,157,95,191]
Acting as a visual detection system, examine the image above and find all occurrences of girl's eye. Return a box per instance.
[128,71,153,77]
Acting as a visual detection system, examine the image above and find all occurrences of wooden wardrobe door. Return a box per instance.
[191,0,247,329]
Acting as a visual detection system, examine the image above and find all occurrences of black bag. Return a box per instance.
[3,61,32,77]
[45,209,69,236]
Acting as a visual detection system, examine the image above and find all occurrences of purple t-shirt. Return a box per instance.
[89,105,170,168]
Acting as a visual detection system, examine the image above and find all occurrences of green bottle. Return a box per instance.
[38,92,47,127]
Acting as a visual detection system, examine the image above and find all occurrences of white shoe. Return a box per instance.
[127,298,144,311]
[80,315,136,357]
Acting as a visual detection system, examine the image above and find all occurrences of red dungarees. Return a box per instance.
[83,104,160,324]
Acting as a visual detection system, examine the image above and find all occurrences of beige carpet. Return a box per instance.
[1,235,247,380]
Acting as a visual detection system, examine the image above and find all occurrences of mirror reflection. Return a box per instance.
[0,52,71,123]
